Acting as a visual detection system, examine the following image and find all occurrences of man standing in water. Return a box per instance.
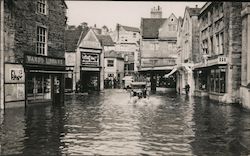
[185,83,190,95]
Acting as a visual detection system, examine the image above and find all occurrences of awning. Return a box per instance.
[164,67,177,78]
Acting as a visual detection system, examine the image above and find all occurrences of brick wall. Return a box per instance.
[4,0,67,63]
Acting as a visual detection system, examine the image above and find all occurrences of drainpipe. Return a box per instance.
[0,0,4,110]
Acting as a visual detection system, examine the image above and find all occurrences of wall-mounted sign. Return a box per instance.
[5,64,25,83]
[81,52,99,66]
[25,55,65,66]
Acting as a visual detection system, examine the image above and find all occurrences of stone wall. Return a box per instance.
[4,0,67,63]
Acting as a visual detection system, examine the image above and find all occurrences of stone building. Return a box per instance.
[65,26,89,92]
[104,50,124,88]
[0,0,67,109]
[111,24,140,75]
[176,6,201,95]
[193,2,242,103]
[75,28,104,92]
[240,3,250,108]
[140,6,179,90]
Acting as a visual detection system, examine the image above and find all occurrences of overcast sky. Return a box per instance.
[65,1,206,31]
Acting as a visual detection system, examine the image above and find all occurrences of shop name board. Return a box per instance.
[25,55,65,66]
[81,52,99,66]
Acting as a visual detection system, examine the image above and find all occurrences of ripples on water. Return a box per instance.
[0,89,250,155]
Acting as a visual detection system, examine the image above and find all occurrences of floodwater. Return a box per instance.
[0,89,250,155]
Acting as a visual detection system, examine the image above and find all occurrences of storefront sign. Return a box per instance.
[5,64,25,83]
[81,67,100,71]
[81,52,99,66]
[25,55,65,66]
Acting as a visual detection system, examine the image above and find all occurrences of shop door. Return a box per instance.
[81,71,100,92]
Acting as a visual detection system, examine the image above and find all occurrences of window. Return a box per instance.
[219,32,224,54]
[210,37,213,54]
[216,34,219,54]
[37,0,47,15]
[210,68,226,93]
[36,26,47,55]
[202,39,208,55]
[107,60,114,67]
[27,74,52,101]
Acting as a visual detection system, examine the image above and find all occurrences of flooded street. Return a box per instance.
[1,89,250,155]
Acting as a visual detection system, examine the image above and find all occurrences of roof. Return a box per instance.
[141,18,167,39]
[104,50,124,59]
[121,25,140,32]
[187,7,201,16]
[65,27,89,52]
[96,35,115,46]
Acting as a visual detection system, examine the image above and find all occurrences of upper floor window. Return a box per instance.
[37,0,47,15]
[37,26,47,55]
[107,60,114,67]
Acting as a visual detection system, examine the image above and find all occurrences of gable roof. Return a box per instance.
[65,27,84,52]
[121,25,140,32]
[77,27,90,46]
[96,35,114,46]
[141,18,167,39]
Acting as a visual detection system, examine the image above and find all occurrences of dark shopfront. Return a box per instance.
[24,55,66,105]
[80,69,100,92]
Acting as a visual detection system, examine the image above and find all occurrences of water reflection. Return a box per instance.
[0,90,250,155]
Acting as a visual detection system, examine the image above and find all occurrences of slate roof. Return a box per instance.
[121,25,140,32]
[141,18,167,39]
[96,35,115,46]
[65,27,89,52]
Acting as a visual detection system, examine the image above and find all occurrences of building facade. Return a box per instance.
[193,2,242,103]
[75,28,104,92]
[176,6,200,95]
[104,50,124,88]
[240,3,250,108]
[0,0,67,109]
[140,6,179,89]
[112,24,140,75]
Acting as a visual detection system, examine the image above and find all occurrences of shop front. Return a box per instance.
[24,54,66,105]
[194,65,227,100]
[79,51,101,92]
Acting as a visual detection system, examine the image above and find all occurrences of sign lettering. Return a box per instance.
[25,55,65,66]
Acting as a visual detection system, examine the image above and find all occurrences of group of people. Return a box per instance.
[104,77,120,89]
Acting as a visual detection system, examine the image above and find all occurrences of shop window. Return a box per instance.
[27,74,51,101]
[220,69,226,93]
[37,0,47,15]
[107,60,114,67]
[209,68,226,93]
[37,26,47,55]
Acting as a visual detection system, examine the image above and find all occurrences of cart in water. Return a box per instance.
[130,82,149,99]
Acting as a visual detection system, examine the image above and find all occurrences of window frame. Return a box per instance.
[107,60,114,67]
[36,25,48,56]
[37,0,48,15]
